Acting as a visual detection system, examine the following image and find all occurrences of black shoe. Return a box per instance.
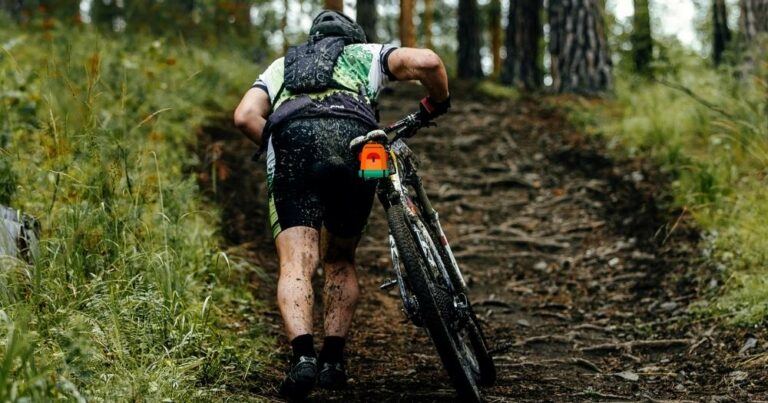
[317,361,347,390]
[279,356,317,399]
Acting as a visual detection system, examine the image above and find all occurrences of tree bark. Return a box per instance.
[548,0,612,94]
[325,0,344,12]
[400,0,415,47]
[424,0,434,48]
[282,0,289,52]
[739,0,768,42]
[631,0,652,77]
[91,0,123,31]
[502,0,543,89]
[357,0,377,42]
[489,0,502,77]
[5,0,81,23]
[0,0,23,22]
[739,0,768,70]
[713,0,731,65]
[458,0,483,78]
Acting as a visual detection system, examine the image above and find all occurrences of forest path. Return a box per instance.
[198,84,767,401]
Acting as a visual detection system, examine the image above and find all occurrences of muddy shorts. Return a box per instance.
[266,117,377,239]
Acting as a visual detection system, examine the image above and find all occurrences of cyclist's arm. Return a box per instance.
[234,87,271,145]
[386,48,449,102]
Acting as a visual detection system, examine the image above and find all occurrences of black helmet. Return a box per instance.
[310,10,367,43]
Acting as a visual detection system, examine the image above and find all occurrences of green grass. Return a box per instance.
[0,24,274,400]
[477,80,520,99]
[571,50,768,325]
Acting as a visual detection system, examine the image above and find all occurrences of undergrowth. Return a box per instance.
[0,24,273,400]
[567,47,768,325]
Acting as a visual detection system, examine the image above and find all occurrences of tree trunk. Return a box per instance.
[713,0,731,65]
[91,0,123,31]
[400,0,415,47]
[0,0,23,22]
[548,0,612,94]
[282,0,289,52]
[631,0,652,77]
[502,0,543,89]
[325,0,343,11]
[739,0,768,70]
[458,0,483,78]
[357,0,377,42]
[489,0,502,78]
[739,0,768,42]
[7,0,81,24]
[423,0,434,48]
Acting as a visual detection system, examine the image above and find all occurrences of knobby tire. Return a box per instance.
[387,204,482,402]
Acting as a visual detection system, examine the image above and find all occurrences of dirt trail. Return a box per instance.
[198,84,767,401]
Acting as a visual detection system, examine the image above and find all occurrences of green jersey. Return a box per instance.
[253,43,398,112]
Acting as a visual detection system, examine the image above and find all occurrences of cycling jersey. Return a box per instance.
[253,43,398,128]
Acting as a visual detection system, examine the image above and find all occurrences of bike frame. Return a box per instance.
[351,115,497,401]
[375,137,468,325]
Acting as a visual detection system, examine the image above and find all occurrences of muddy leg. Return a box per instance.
[321,228,361,337]
[275,226,320,340]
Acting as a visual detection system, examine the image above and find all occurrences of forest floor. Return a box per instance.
[197,83,768,401]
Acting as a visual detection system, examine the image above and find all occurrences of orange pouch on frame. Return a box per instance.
[358,143,389,180]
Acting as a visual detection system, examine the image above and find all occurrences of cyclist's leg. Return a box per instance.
[312,118,376,388]
[319,177,375,337]
[320,228,360,337]
[268,120,324,340]
[276,226,320,340]
[316,228,361,389]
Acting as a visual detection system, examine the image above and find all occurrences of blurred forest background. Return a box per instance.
[0,0,766,400]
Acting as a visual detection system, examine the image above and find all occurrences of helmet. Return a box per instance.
[309,10,367,43]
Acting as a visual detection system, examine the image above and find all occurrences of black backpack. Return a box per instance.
[283,36,358,95]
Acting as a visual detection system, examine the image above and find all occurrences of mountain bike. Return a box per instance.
[350,112,497,402]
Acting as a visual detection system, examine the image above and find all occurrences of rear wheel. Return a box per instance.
[387,204,482,402]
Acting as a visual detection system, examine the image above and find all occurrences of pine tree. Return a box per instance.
[738,0,768,70]
[357,0,377,42]
[423,0,434,48]
[458,0,483,78]
[400,0,415,47]
[631,0,653,77]
[502,0,543,89]
[489,0,502,77]
[325,0,343,11]
[713,0,731,65]
[548,0,612,93]
[739,0,768,42]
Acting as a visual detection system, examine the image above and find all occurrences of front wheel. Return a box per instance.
[387,204,483,402]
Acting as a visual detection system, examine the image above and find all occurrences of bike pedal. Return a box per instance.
[379,279,398,290]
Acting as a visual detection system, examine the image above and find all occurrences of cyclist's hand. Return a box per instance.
[418,95,451,124]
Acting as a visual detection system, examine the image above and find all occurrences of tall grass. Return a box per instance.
[0,24,273,400]
[580,47,768,324]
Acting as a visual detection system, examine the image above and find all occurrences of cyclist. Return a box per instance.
[234,9,450,399]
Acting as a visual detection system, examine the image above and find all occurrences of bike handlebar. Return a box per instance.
[349,111,427,151]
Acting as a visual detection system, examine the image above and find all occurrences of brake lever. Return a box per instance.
[398,120,436,139]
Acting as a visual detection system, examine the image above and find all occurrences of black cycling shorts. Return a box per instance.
[266,118,377,239]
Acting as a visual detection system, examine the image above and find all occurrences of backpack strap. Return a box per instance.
[271,82,286,112]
